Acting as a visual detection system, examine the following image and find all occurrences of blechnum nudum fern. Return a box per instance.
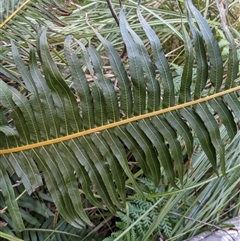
[0,0,239,234]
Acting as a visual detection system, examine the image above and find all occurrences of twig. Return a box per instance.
[106,0,126,58]
[0,181,22,192]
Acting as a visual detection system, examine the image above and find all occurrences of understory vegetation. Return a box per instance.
[0,0,239,240]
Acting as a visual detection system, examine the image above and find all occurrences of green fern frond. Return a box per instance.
[0,0,239,231]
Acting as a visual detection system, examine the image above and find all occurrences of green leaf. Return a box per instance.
[194,103,225,174]
[178,22,193,104]
[91,29,133,118]
[120,7,146,115]
[114,126,151,182]
[91,132,125,203]
[0,231,24,241]
[0,81,33,144]
[127,122,161,186]
[34,147,86,228]
[186,0,223,92]
[216,0,239,89]
[8,152,42,194]
[102,130,144,198]
[29,47,59,139]
[223,93,240,120]
[0,109,19,148]
[165,111,193,158]
[38,29,82,135]
[151,116,183,185]
[187,10,208,100]
[88,46,120,122]
[64,35,95,129]
[209,98,237,140]
[179,107,217,172]
[79,136,121,211]
[91,84,108,126]
[137,7,174,108]
[68,138,116,212]
[0,160,24,231]
[139,118,176,187]
[126,18,160,112]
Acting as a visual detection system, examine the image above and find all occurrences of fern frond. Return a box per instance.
[0,0,239,230]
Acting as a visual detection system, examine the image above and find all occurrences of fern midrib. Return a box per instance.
[1,86,239,154]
